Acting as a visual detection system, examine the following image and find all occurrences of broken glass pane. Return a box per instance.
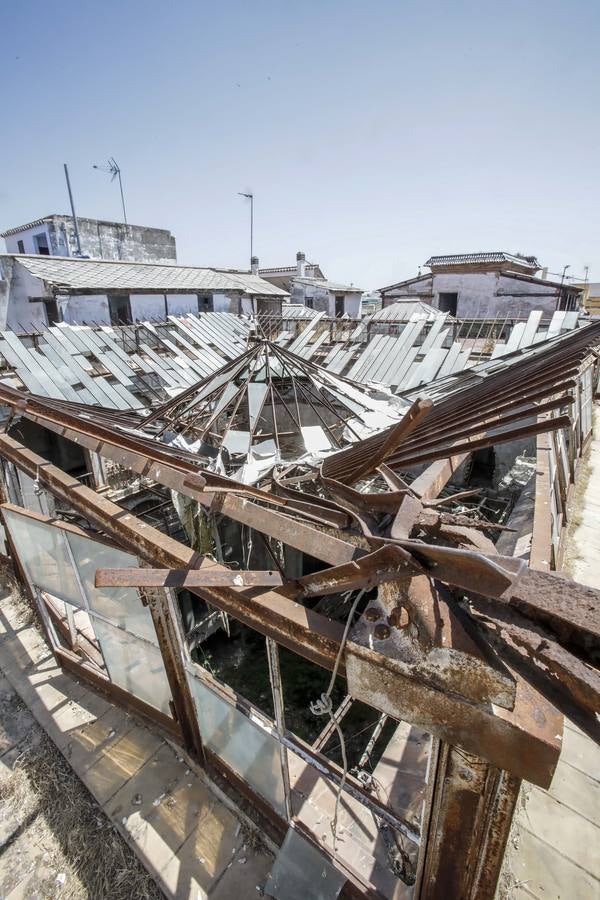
[91,616,171,715]
[65,532,156,644]
[189,672,286,817]
[2,508,84,607]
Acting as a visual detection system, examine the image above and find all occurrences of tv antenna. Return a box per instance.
[93,157,127,225]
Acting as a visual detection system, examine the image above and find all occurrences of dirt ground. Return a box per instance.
[0,672,165,900]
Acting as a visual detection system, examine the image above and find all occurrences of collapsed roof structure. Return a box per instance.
[0,307,598,899]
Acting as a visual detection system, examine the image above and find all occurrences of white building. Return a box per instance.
[380,252,582,319]
[1,215,177,263]
[259,251,363,319]
[0,255,287,332]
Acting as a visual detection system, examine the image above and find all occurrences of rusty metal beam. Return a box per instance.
[96,568,284,589]
[4,396,360,567]
[470,596,600,744]
[283,545,421,599]
[0,436,345,672]
[419,743,521,900]
[0,436,565,785]
[320,397,433,483]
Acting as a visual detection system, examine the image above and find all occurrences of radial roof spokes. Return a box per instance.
[140,340,405,467]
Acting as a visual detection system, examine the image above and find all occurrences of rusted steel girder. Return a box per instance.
[0,434,563,786]
[470,596,600,744]
[419,743,521,900]
[0,435,345,672]
[96,568,284,589]
[320,397,433,483]
[349,573,516,709]
[0,389,359,566]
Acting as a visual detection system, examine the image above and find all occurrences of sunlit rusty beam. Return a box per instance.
[0,393,360,567]
[0,436,563,785]
[96,568,284,589]
[320,397,433,484]
[0,435,345,671]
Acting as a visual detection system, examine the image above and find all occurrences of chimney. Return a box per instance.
[251,255,259,275]
[541,267,548,280]
[296,251,306,277]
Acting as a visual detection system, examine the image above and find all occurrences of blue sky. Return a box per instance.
[1,0,599,288]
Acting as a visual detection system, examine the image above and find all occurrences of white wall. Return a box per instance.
[166,293,198,316]
[384,271,561,317]
[213,293,240,313]
[63,295,110,325]
[130,294,167,321]
[4,224,55,256]
[4,261,49,332]
[339,294,362,319]
[290,281,361,318]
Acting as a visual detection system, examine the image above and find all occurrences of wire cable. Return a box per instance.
[309,589,364,853]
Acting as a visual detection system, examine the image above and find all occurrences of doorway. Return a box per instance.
[335,295,345,317]
[437,292,458,316]
[108,294,132,325]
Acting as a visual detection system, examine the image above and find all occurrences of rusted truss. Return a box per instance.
[0,319,599,900]
[0,322,600,778]
[0,434,568,788]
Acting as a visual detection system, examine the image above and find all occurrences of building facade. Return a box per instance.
[1,215,177,264]
[380,252,582,318]
[0,255,287,332]
[259,251,363,318]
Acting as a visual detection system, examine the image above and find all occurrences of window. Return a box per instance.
[197,294,213,313]
[33,233,50,255]
[437,292,458,316]
[17,240,25,253]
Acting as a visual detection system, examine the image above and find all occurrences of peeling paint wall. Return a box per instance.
[2,260,49,332]
[215,293,241,314]
[4,216,177,264]
[0,257,14,330]
[130,294,166,321]
[383,271,569,317]
[62,294,110,325]
[290,281,362,318]
[166,294,200,316]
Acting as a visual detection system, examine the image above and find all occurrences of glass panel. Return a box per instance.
[189,673,286,817]
[2,508,84,607]
[65,531,156,644]
[18,472,52,516]
[264,827,345,900]
[91,616,171,715]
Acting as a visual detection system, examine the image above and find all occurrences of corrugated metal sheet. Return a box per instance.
[371,301,443,322]
[280,304,320,320]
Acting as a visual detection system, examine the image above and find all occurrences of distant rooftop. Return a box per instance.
[1,214,172,238]
[294,276,363,293]
[425,251,540,271]
[259,263,319,275]
[3,254,288,297]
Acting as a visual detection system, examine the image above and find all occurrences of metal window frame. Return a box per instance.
[0,430,567,900]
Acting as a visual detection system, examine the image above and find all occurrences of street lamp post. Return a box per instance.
[238,192,254,266]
